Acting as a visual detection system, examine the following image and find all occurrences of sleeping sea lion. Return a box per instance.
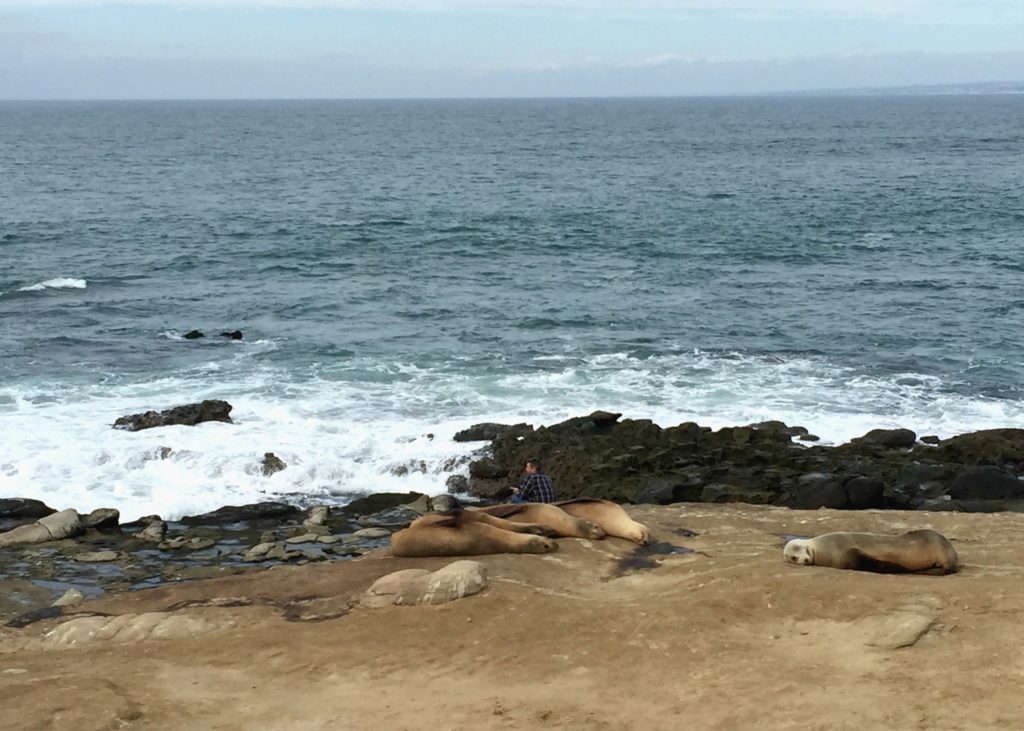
[390,510,559,558]
[555,498,651,545]
[783,529,958,574]
[473,503,606,540]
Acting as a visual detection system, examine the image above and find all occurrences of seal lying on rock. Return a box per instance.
[472,503,606,540]
[390,510,559,557]
[556,499,651,545]
[783,530,958,574]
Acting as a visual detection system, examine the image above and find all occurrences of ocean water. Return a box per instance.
[2,96,1023,520]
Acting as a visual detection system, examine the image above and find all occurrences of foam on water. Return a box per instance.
[16,277,87,292]
[2,349,1023,521]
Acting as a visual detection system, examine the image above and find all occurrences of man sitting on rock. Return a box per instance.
[510,459,556,503]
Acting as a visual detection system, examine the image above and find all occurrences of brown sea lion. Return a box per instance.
[783,530,959,574]
[555,498,651,545]
[390,510,559,558]
[473,503,606,540]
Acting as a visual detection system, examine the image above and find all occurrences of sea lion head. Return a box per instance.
[578,519,606,540]
[783,539,813,565]
[626,521,651,546]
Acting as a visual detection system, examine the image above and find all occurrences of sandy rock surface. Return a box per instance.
[3,503,1024,730]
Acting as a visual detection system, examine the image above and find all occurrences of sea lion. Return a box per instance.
[783,530,958,574]
[473,503,606,540]
[390,510,559,558]
[555,498,651,545]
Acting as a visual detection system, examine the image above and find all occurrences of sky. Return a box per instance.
[1,1,1023,99]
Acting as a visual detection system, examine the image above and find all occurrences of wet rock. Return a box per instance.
[183,330,205,339]
[925,428,1024,465]
[181,502,301,526]
[74,550,120,563]
[921,435,941,445]
[852,428,917,449]
[304,506,330,527]
[453,422,532,443]
[261,452,287,477]
[82,508,120,530]
[0,509,84,547]
[401,494,432,514]
[52,588,85,607]
[159,536,216,551]
[342,492,425,516]
[430,494,460,512]
[286,533,320,544]
[356,507,420,529]
[220,330,243,340]
[134,518,168,542]
[445,475,470,493]
[113,399,233,431]
[243,542,277,561]
[0,498,56,522]
[469,457,506,480]
[353,527,391,539]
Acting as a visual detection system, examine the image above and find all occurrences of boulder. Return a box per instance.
[342,492,425,516]
[949,466,1024,501]
[851,429,917,449]
[261,452,287,477]
[364,561,488,607]
[0,509,84,547]
[180,502,301,526]
[468,457,507,480]
[220,330,243,340]
[453,422,531,442]
[0,498,56,522]
[183,330,205,339]
[113,399,233,431]
[82,508,120,530]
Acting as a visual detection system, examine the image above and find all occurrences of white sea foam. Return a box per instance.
[2,349,1023,521]
[17,277,87,292]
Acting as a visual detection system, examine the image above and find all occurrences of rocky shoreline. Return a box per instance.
[3,405,1024,623]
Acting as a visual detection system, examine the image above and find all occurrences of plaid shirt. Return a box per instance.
[517,472,556,503]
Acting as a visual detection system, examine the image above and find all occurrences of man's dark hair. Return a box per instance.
[526,458,542,470]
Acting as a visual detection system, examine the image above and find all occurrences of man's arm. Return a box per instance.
[517,475,538,502]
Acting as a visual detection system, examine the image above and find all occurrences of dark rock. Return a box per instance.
[220,330,243,340]
[949,466,1024,501]
[546,411,624,435]
[920,435,941,445]
[851,428,917,449]
[113,399,233,431]
[468,457,507,480]
[261,452,287,477]
[700,484,775,504]
[790,479,848,510]
[0,498,56,521]
[799,434,820,442]
[183,330,205,339]
[926,429,1024,466]
[180,502,301,526]
[453,422,532,442]
[843,476,885,509]
[82,508,120,530]
[445,475,470,493]
[342,492,425,516]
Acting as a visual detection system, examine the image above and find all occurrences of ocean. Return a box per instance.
[1,95,1023,520]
